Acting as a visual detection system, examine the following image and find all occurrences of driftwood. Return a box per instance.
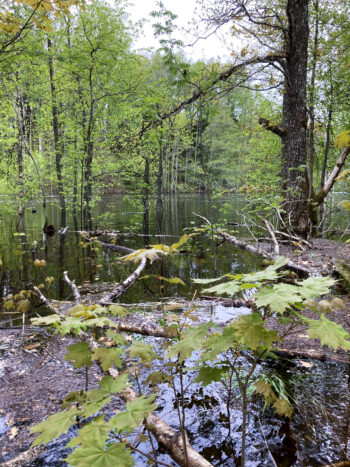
[33,286,57,313]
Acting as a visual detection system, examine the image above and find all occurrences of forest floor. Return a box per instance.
[1,236,350,465]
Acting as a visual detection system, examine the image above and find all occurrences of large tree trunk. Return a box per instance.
[281,0,309,236]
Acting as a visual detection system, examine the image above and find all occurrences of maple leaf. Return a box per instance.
[108,305,130,318]
[254,283,301,314]
[81,397,112,419]
[272,397,293,418]
[202,280,240,297]
[194,366,228,386]
[192,276,225,285]
[31,408,79,446]
[85,317,119,329]
[167,322,212,362]
[201,326,237,361]
[128,343,157,363]
[30,314,61,326]
[65,439,133,467]
[92,347,124,371]
[109,395,157,433]
[59,317,87,335]
[297,276,335,299]
[253,380,276,405]
[105,330,127,346]
[144,371,171,385]
[231,313,279,350]
[302,314,350,350]
[98,374,129,396]
[65,342,92,369]
[68,415,110,448]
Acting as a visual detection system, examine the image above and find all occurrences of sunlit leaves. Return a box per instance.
[30,314,61,326]
[68,415,110,448]
[301,314,350,350]
[297,276,335,299]
[254,283,301,314]
[108,305,130,318]
[335,130,350,148]
[65,342,92,369]
[122,234,191,263]
[109,395,157,433]
[65,439,133,467]
[31,408,79,446]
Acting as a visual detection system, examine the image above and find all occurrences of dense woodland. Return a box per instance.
[2,1,350,467]
[0,0,350,234]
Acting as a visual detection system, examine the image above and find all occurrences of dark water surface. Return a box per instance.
[0,193,349,466]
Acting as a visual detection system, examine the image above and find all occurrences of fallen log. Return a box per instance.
[1,446,45,467]
[218,231,311,276]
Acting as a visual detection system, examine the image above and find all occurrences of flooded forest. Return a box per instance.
[1,0,350,466]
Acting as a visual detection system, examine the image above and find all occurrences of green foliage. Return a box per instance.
[92,347,124,371]
[65,440,133,467]
[167,322,213,362]
[31,409,80,446]
[109,395,157,433]
[301,314,350,350]
[231,313,279,350]
[65,342,92,369]
[128,343,157,363]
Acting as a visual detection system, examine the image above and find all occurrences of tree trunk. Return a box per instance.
[83,65,94,230]
[47,36,66,226]
[281,0,309,236]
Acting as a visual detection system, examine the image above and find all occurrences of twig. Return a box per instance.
[263,219,280,255]
[193,212,211,225]
[33,286,57,314]
[257,416,278,467]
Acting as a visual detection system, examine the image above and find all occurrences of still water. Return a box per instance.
[0,193,349,466]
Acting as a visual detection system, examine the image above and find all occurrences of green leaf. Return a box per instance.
[241,257,289,283]
[65,439,133,467]
[302,314,350,350]
[65,342,92,369]
[108,305,130,318]
[141,275,185,286]
[109,395,157,433]
[92,347,124,371]
[81,397,112,419]
[192,276,225,285]
[68,415,110,448]
[105,330,127,346]
[297,276,335,299]
[98,374,129,395]
[254,283,301,314]
[59,317,87,335]
[31,409,79,446]
[194,366,228,386]
[167,322,212,362]
[85,317,119,329]
[128,343,157,363]
[144,371,171,385]
[231,313,279,350]
[30,314,61,326]
[202,280,240,297]
[201,326,237,361]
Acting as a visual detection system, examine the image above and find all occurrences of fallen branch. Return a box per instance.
[99,257,147,306]
[1,446,45,467]
[63,271,81,304]
[263,219,280,255]
[219,231,311,276]
[33,286,57,313]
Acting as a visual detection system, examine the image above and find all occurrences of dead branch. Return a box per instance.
[258,117,287,137]
[100,242,134,254]
[315,145,350,204]
[33,286,57,313]
[63,271,81,304]
[263,219,280,255]
[99,257,147,306]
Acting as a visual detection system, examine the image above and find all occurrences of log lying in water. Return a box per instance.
[218,231,311,276]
